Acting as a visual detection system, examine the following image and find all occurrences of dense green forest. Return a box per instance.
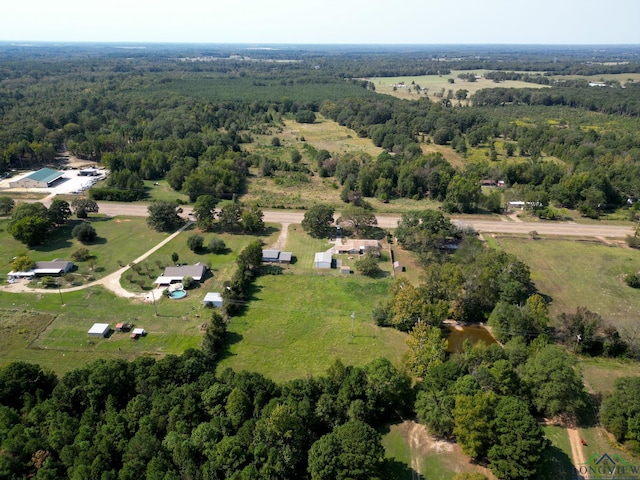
[2,43,640,479]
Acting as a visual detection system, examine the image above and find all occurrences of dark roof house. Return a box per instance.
[154,262,207,284]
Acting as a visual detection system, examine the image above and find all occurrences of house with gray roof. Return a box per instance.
[154,262,207,285]
[8,259,74,280]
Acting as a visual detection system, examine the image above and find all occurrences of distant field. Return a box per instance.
[242,115,448,213]
[496,237,640,331]
[370,69,549,101]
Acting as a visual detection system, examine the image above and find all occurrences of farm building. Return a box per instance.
[88,323,110,338]
[130,328,146,339]
[154,262,207,285]
[115,322,132,332]
[335,239,381,255]
[203,292,223,307]
[9,168,65,188]
[262,249,293,264]
[314,252,333,269]
[8,259,74,280]
[78,167,100,176]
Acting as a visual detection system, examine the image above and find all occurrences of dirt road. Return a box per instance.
[93,202,634,239]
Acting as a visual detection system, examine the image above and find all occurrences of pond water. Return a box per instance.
[445,324,498,353]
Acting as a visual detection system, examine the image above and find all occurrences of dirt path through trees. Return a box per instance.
[568,425,586,478]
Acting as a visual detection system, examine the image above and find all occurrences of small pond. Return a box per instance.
[445,324,498,353]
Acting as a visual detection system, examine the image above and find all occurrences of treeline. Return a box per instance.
[472,83,640,116]
[0,326,599,480]
[0,355,412,480]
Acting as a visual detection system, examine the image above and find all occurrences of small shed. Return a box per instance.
[340,265,351,274]
[115,322,132,332]
[130,328,146,339]
[262,249,281,262]
[203,292,223,308]
[393,261,404,272]
[314,252,332,269]
[88,323,110,338]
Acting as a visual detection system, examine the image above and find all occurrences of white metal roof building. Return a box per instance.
[88,323,110,337]
[314,252,332,269]
[203,292,223,307]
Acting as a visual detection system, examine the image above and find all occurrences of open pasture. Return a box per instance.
[0,286,210,374]
[370,70,548,101]
[496,237,640,331]
[217,273,407,382]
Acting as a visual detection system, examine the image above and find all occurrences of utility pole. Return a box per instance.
[151,289,158,316]
[350,312,356,338]
[57,282,64,306]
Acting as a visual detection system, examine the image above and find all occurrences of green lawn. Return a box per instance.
[120,224,281,291]
[496,238,640,331]
[0,216,169,283]
[581,356,640,395]
[0,286,209,374]
[218,274,407,382]
[538,426,574,480]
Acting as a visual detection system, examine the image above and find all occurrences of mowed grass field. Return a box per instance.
[217,225,405,382]
[0,286,208,374]
[495,237,640,331]
[0,216,169,282]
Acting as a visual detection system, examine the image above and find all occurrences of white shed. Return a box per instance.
[314,252,332,269]
[88,323,110,338]
[203,292,223,307]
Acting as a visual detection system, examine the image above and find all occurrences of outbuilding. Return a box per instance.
[130,328,146,339]
[9,168,65,189]
[88,323,110,338]
[203,292,223,308]
[262,249,293,264]
[314,252,333,269]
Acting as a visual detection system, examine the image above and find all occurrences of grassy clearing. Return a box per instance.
[121,224,281,291]
[0,287,209,375]
[143,179,189,203]
[0,216,168,283]
[580,356,640,395]
[218,274,407,382]
[496,237,640,331]
[369,70,548,102]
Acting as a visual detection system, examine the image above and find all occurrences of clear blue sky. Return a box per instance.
[3,0,639,44]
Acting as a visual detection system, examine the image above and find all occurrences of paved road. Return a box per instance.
[96,202,635,239]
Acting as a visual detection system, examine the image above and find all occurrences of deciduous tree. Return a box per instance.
[301,204,335,238]
[147,201,184,232]
[405,321,447,378]
[193,195,218,231]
